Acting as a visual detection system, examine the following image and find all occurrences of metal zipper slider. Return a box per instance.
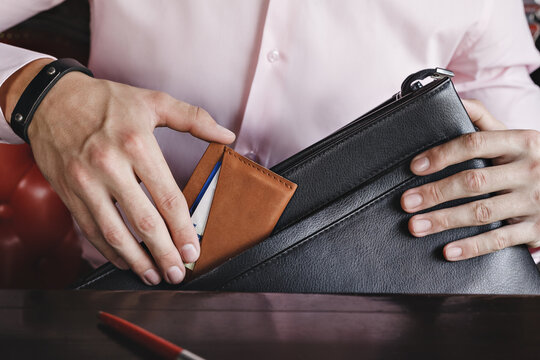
[431,67,454,80]
[398,67,455,99]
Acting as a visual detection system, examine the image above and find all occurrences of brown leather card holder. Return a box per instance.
[182,143,297,278]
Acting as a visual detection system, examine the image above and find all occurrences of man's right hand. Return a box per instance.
[3,59,235,286]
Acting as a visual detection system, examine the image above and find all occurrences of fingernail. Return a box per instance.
[143,269,161,286]
[446,246,463,260]
[412,219,432,233]
[181,244,199,263]
[412,157,430,172]
[114,258,129,270]
[166,266,184,284]
[404,193,423,209]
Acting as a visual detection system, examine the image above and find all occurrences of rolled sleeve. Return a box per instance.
[0,43,55,143]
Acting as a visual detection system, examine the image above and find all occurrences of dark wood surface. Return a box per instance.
[1,290,540,359]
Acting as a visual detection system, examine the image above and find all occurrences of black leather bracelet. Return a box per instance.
[9,58,94,143]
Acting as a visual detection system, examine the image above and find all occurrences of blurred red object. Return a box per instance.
[525,3,540,40]
[0,143,83,288]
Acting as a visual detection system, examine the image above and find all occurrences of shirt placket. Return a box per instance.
[234,0,288,167]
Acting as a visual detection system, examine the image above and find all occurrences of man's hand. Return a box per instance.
[401,99,540,261]
[23,69,235,286]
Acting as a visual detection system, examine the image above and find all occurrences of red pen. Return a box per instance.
[98,311,205,360]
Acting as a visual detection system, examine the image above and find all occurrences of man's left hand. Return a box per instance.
[401,99,540,261]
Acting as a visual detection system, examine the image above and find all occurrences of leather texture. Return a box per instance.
[183,144,297,277]
[73,76,540,294]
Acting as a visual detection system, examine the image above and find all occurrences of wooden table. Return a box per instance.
[1,290,539,359]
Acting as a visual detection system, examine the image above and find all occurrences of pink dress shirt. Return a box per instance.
[1,0,540,265]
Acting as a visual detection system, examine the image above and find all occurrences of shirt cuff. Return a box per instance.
[0,43,55,144]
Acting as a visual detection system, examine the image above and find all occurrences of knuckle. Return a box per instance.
[88,144,118,176]
[433,212,450,231]
[464,170,487,193]
[155,248,180,264]
[189,105,212,126]
[470,240,481,257]
[532,188,540,206]
[188,105,201,124]
[463,132,485,152]
[129,258,152,275]
[102,226,125,248]
[120,131,147,158]
[493,232,509,251]
[149,90,172,106]
[66,160,91,188]
[429,146,445,168]
[426,183,445,204]
[79,222,101,240]
[533,219,540,235]
[528,160,540,178]
[171,221,196,242]
[158,191,181,212]
[469,99,484,108]
[196,106,210,120]
[473,202,492,224]
[523,130,540,151]
[135,213,160,235]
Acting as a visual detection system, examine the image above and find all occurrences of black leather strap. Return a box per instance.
[10,58,94,143]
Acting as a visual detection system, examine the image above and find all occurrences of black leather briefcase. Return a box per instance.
[74,68,540,294]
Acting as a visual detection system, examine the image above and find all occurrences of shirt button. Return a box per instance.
[266,49,280,63]
[244,150,260,162]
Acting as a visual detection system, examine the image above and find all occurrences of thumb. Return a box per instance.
[461,99,507,131]
[153,92,236,144]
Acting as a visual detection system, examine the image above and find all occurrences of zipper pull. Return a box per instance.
[398,67,454,99]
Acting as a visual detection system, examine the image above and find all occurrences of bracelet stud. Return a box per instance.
[14,113,24,123]
[9,58,93,143]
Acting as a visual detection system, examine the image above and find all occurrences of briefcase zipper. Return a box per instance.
[397,67,454,99]
[271,68,455,175]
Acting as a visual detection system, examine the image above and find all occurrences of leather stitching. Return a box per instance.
[282,81,450,178]
[75,267,117,289]
[226,149,294,190]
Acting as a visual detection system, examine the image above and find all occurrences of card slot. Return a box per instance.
[183,144,227,208]
[187,144,297,278]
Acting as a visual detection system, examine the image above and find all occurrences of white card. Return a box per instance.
[185,161,221,270]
